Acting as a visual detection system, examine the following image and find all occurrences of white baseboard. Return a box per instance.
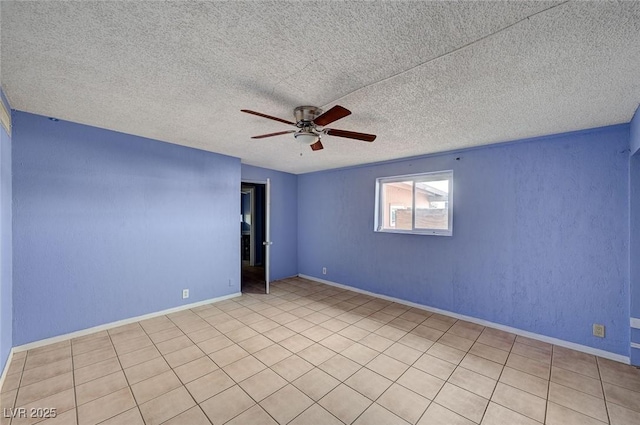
[631,318,640,329]
[299,274,630,364]
[13,292,242,353]
[0,348,15,393]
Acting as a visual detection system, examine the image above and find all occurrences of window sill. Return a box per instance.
[375,229,452,237]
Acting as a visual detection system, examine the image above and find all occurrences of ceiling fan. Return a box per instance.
[241,105,376,151]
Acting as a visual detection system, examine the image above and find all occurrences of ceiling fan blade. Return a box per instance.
[313,105,351,126]
[251,130,296,139]
[325,128,376,142]
[310,140,324,151]
[241,109,296,126]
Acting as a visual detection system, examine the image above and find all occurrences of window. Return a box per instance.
[374,170,453,236]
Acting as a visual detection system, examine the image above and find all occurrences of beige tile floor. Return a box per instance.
[2,277,640,425]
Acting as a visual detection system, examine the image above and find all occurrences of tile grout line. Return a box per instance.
[276,285,378,425]
[285,282,511,422]
[256,281,626,424]
[404,321,466,424]
[394,320,486,424]
[595,357,611,425]
[70,341,79,425]
[172,301,277,423]
[494,345,552,421]
[392,322,457,425]
[182,295,320,423]
[217,289,351,425]
[229,291,329,425]
[135,317,182,423]
[113,319,209,420]
[547,351,618,424]
[547,380,615,423]
[545,344,553,424]
[5,352,26,425]
[476,330,514,425]
[486,336,616,423]
[104,328,146,425]
[230,286,392,424]
[165,306,246,425]
[287,284,468,423]
[7,350,26,424]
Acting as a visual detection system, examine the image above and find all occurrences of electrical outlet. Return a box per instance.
[182,289,189,299]
[322,267,327,275]
[593,323,605,338]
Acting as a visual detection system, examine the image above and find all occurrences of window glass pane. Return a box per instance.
[375,170,452,236]
[381,181,413,230]
[414,179,449,230]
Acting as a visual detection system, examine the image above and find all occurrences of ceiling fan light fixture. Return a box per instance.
[294,131,319,145]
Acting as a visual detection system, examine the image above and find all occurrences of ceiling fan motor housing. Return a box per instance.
[294,106,322,126]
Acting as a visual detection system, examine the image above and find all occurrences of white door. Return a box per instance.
[263,178,272,294]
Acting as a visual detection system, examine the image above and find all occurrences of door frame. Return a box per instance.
[241,178,271,294]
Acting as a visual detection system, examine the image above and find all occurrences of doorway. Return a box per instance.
[241,181,269,293]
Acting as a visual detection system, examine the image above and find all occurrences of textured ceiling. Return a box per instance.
[1,1,640,174]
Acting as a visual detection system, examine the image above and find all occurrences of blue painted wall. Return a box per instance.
[0,90,13,372]
[241,164,298,281]
[298,125,630,355]
[12,112,241,345]
[631,105,640,320]
[631,105,640,156]
[630,105,640,365]
[631,156,639,362]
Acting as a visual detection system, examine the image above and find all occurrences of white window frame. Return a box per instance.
[374,170,453,236]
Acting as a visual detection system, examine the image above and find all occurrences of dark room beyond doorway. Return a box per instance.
[241,182,266,293]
